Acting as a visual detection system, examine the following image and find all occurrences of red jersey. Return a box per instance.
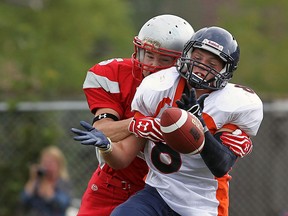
[78,58,148,216]
[83,58,148,184]
[84,58,140,117]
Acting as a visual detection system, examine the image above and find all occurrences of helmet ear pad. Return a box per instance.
[213,65,230,89]
[136,46,145,63]
[177,58,188,74]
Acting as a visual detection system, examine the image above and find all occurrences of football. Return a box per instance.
[160,107,205,154]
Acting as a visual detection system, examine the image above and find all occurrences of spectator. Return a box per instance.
[20,145,71,216]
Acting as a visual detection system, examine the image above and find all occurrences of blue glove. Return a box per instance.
[71,121,111,150]
[176,88,208,127]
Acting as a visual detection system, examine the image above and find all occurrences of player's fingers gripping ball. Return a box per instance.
[160,107,205,154]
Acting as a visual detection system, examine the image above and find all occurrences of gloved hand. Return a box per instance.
[220,129,253,158]
[176,88,208,118]
[176,88,209,131]
[71,121,111,150]
[129,117,164,142]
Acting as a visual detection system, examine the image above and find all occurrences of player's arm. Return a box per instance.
[128,112,164,143]
[83,62,132,142]
[93,108,164,143]
[200,129,237,177]
[93,108,132,142]
[101,134,146,169]
[71,121,145,169]
[176,88,250,177]
[200,127,252,177]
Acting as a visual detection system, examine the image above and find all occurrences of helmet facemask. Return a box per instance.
[132,37,181,80]
[177,26,240,90]
[131,14,195,81]
[178,56,229,90]
[178,43,235,90]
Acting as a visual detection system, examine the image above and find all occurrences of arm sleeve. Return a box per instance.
[83,63,123,116]
[200,131,237,178]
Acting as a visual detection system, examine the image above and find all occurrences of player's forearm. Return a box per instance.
[100,134,145,169]
[200,131,237,177]
[93,118,132,142]
[100,144,130,169]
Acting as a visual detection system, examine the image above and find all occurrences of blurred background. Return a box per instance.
[0,0,288,215]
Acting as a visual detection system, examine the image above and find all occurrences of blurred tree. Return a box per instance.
[1,0,288,101]
[219,0,288,100]
[0,0,135,101]
[130,0,288,99]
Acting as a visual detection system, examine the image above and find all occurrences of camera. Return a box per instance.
[36,168,46,177]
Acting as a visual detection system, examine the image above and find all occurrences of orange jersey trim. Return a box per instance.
[134,111,144,118]
[216,174,232,216]
[204,113,238,216]
[172,77,186,107]
[203,113,239,135]
[134,77,186,118]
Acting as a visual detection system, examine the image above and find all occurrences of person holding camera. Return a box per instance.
[20,146,71,216]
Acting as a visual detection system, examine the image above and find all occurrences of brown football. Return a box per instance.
[160,107,205,154]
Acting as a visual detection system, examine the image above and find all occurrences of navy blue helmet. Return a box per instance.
[177,26,240,90]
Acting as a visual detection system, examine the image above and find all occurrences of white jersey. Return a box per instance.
[131,67,263,216]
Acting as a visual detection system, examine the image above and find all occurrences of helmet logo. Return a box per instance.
[203,39,223,51]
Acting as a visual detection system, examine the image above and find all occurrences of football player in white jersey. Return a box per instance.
[73,14,194,216]
[72,26,263,216]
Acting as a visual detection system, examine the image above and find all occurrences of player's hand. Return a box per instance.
[128,117,164,142]
[71,121,111,150]
[176,88,208,119]
[220,129,253,158]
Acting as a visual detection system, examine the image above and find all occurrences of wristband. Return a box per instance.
[93,113,119,124]
[99,138,113,154]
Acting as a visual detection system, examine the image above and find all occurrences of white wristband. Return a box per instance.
[99,138,113,154]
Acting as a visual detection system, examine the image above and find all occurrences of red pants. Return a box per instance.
[77,167,144,216]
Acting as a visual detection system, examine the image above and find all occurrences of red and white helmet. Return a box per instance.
[132,14,194,79]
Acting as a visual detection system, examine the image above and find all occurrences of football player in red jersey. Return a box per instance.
[72,27,263,216]
[75,14,194,216]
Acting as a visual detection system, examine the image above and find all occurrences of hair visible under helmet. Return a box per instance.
[177,26,240,90]
[132,14,194,80]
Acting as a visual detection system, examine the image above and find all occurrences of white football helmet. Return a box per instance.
[132,14,194,79]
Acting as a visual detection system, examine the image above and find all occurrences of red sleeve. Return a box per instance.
[84,88,123,115]
[83,60,124,116]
